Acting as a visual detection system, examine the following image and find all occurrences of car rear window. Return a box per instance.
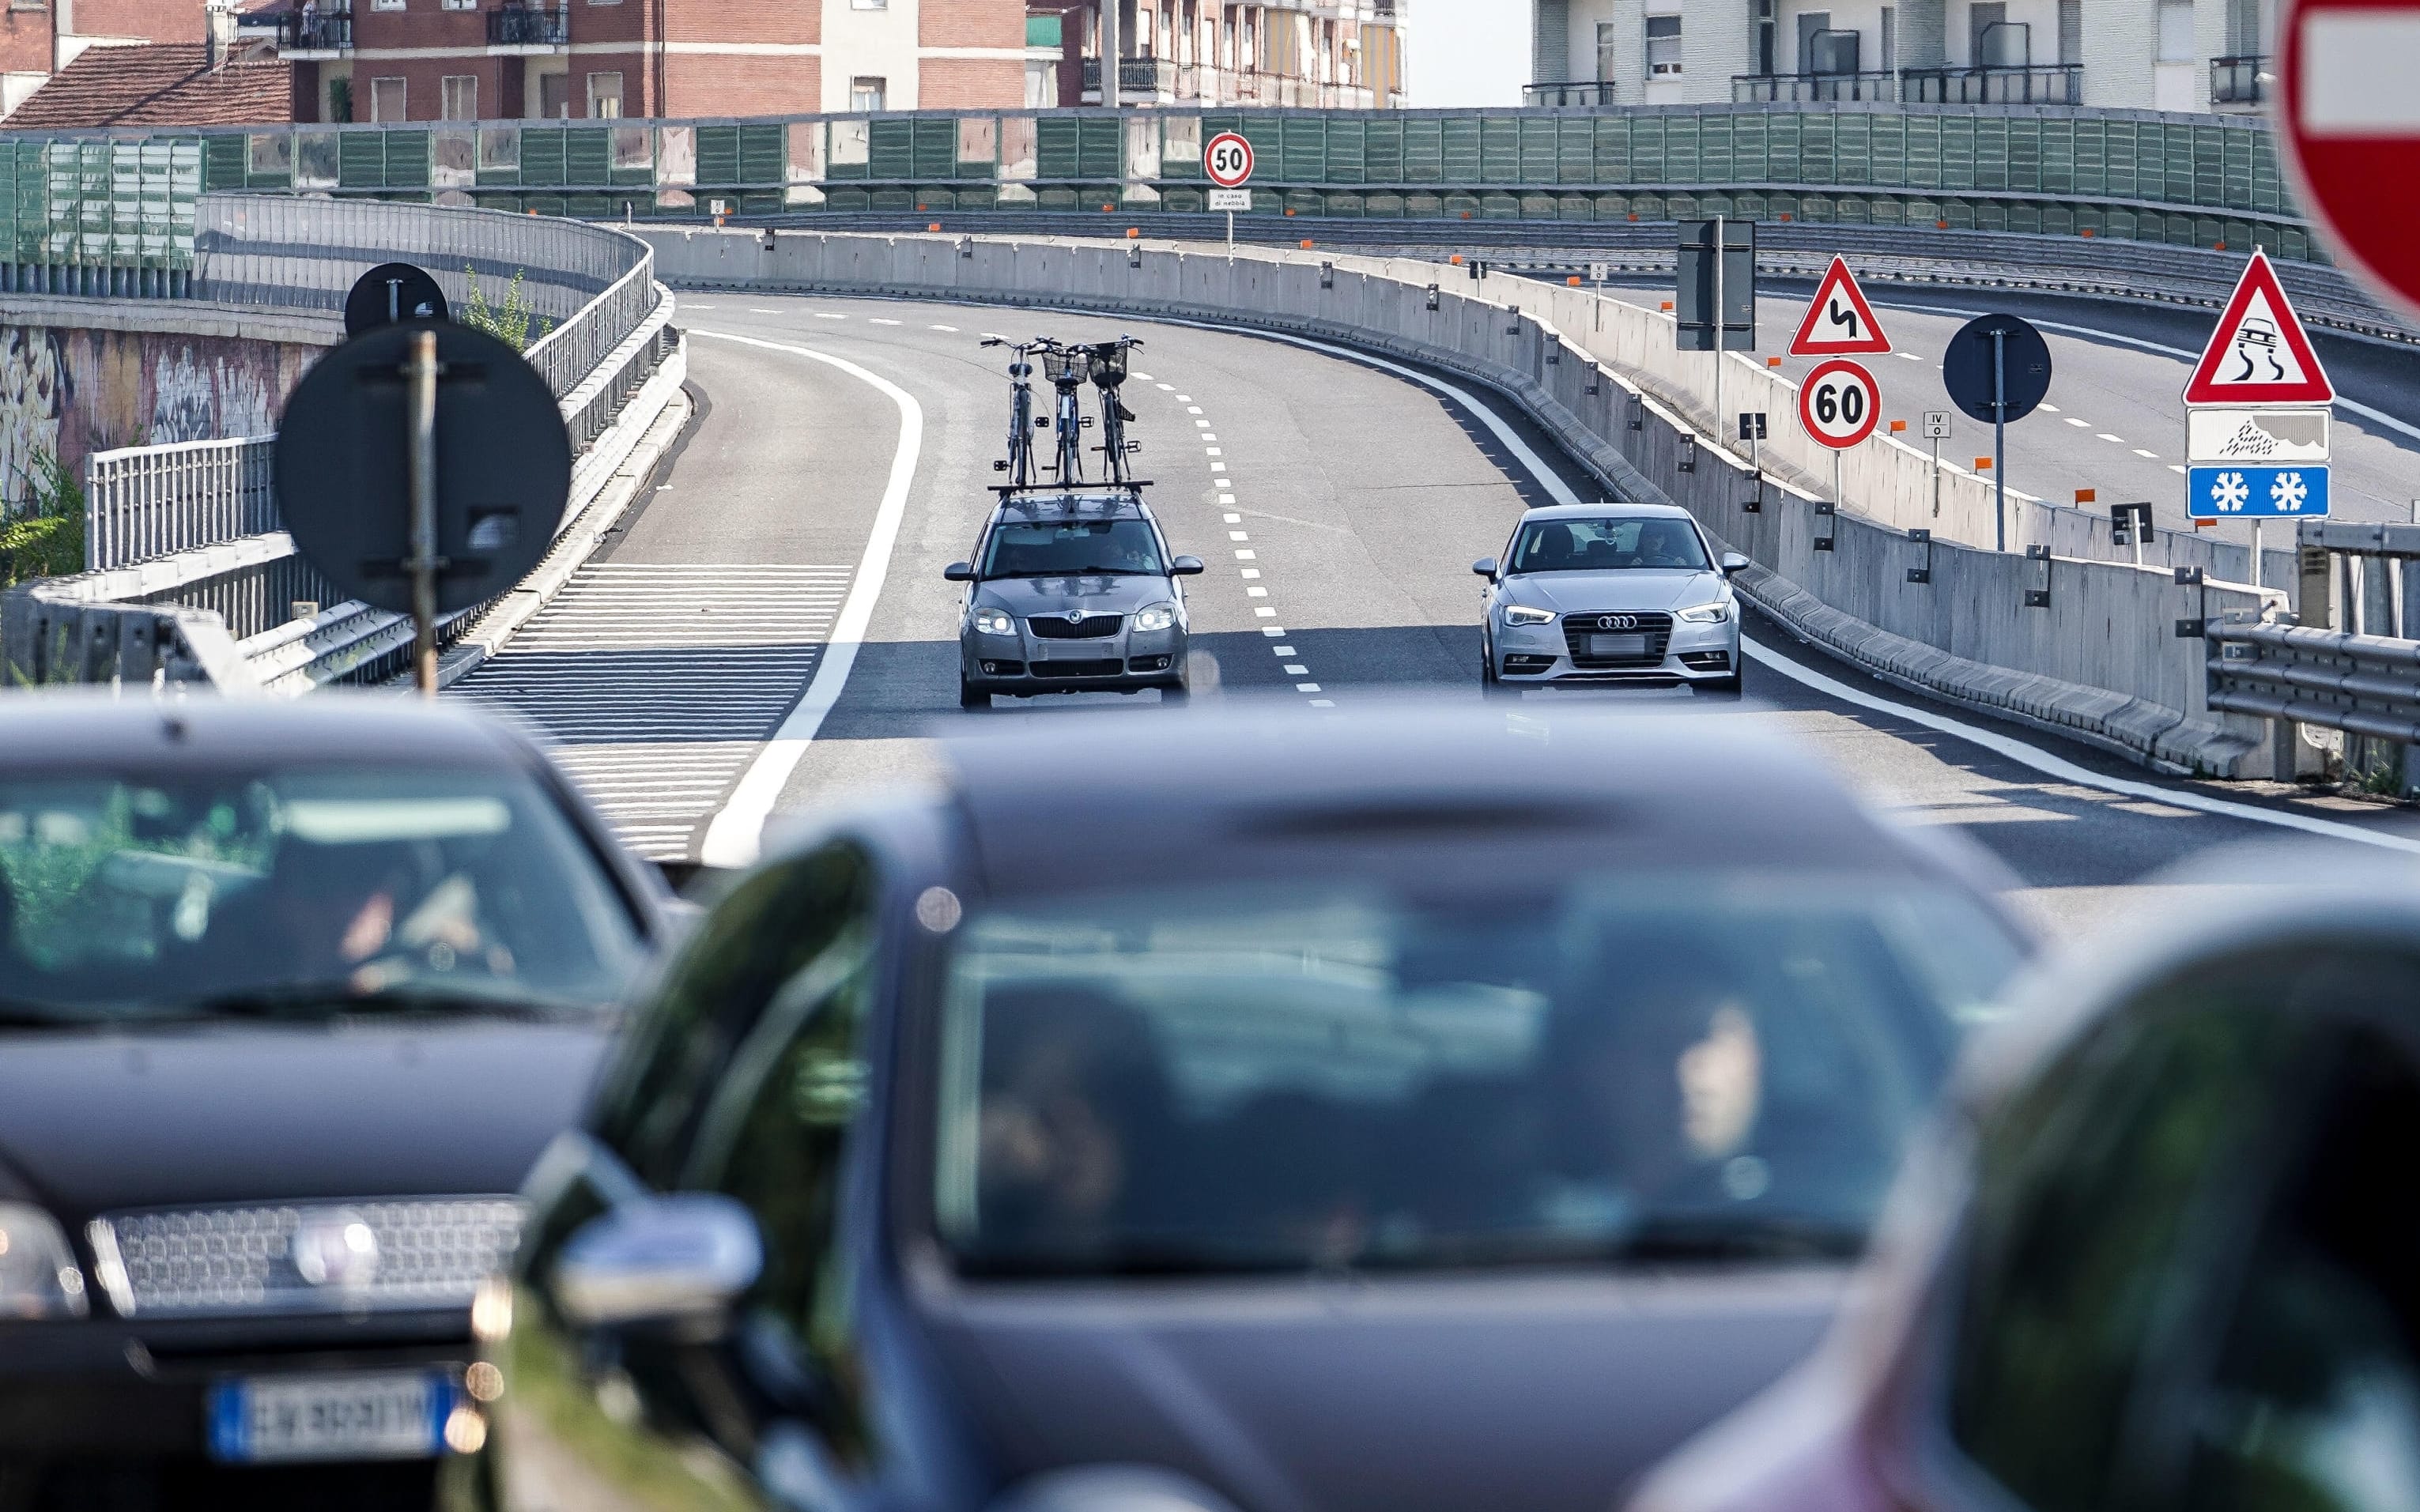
[932,873,2021,1276]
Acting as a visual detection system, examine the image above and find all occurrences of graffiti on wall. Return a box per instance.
[0,324,319,517]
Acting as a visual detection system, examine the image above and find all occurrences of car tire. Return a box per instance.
[959,677,988,711]
[1482,663,1520,701]
[1701,674,1744,698]
[1160,681,1189,707]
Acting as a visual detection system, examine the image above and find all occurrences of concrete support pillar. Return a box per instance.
[1678,0,1751,104]
[1898,0,1948,68]
[1603,0,1645,97]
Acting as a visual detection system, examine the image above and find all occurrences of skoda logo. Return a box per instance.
[1065,610,1085,623]
[291,1208,379,1289]
[1596,614,1639,631]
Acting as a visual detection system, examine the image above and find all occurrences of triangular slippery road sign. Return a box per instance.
[2184,250,2334,406]
[1789,257,1891,356]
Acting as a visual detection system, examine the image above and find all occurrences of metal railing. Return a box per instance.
[2205,621,2420,745]
[1907,64,2082,104]
[1524,81,1614,107]
[274,9,353,50]
[85,437,276,574]
[2211,55,2267,105]
[1733,70,1908,104]
[1082,57,1180,99]
[486,5,568,47]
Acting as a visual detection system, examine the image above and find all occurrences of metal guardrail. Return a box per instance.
[82,436,276,575]
[2205,621,2420,744]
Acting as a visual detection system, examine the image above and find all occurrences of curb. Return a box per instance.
[428,369,693,690]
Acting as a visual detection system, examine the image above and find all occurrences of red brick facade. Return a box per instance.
[921,0,1021,48]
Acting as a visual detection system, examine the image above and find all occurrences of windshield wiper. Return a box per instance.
[176,979,600,1023]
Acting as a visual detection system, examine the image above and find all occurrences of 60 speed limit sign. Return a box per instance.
[1205,131,1255,190]
[1799,358,1881,450]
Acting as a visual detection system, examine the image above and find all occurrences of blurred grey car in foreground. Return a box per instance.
[1478,504,1749,696]
[469,703,2028,1512]
[1633,879,2420,1512]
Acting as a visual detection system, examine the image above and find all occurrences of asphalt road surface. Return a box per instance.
[466,288,2420,942]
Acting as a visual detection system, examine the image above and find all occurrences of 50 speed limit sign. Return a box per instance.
[1799,358,1881,450]
[1205,131,1255,190]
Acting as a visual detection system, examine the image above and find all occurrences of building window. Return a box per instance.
[1881,6,1896,74]
[538,71,570,117]
[1595,21,1617,81]
[370,0,401,11]
[585,70,623,116]
[850,75,885,111]
[327,76,353,122]
[1645,13,1682,77]
[440,74,477,119]
[369,76,406,120]
[850,0,885,7]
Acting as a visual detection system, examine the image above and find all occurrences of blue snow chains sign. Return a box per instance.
[2186,464,2331,522]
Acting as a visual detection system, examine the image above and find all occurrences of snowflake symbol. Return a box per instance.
[2210,471,2251,513]
[2271,471,2309,512]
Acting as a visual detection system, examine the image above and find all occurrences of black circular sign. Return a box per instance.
[1942,313,2053,424]
[274,322,570,616]
[344,262,451,337]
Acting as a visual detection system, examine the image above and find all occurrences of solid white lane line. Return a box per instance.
[693,328,924,869]
[1742,636,2420,857]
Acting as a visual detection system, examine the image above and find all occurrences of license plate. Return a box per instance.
[1588,632,1650,658]
[207,1371,454,1464]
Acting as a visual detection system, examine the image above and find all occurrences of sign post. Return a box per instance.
[1924,409,1951,518]
[1678,219,1757,451]
[2181,250,2335,588]
[1942,314,2053,552]
[1204,131,1255,252]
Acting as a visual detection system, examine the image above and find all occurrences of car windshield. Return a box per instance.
[0,764,647,1025]
[1510,517,1710,574]
[982,518,1165,578]
[933,873,2021,1276]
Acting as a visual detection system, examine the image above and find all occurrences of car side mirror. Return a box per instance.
[943,561,976,583]
[551,1193,762,1330]
[1169,556,1206,576]
[1472,558,1500,580]
[1720,552,1749,576]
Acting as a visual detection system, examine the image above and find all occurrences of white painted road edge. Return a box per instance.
[694,328,925,869]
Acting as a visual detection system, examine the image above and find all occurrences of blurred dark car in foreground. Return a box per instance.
[1632,888,2420,1512]
[474,705,2028,1512]
[0,693,668,1510]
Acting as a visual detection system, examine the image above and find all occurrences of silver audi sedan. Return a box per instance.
[1476,503,1748,698]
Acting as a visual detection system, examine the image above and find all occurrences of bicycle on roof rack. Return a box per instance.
[1087,336,1145,485]
[1033,337,1093,485]
[980,337,1042,488]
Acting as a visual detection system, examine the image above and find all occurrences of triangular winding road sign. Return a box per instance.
[1789,257,1892,356]
[2184,250,2335,406]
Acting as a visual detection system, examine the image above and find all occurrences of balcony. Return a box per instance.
[272,9,352,54]
[1081,56,1178,102]
[2211,54,2267,107]
[487,4,568,48]
[1523,80,1613,107]
[1735,63,2081,106]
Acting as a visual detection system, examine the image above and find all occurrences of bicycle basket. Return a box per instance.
[1087,343,1130,388]
[1042,348,1087,385]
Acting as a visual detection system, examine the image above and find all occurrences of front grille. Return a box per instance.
[1562,611,1673,667]
[1028,613,1123,640]
[1031,658,1126,680]
[90,1197,523,1318]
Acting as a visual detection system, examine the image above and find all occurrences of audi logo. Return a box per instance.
[1595,615,1640,631]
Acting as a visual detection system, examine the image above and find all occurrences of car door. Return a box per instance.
[482,841,883,1512]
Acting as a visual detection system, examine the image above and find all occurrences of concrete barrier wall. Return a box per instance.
[644,226,2274,775]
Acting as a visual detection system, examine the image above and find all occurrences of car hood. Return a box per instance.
[1503,571,1723,614]
[924,1268,1842,1512]
[0,1020,610,1221]
[975,575,1176,618]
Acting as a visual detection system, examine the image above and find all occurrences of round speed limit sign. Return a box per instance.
[1205,131,1255,190]
[1799,358,1881,450]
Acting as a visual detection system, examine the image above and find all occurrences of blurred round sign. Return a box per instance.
[344,262,450,337]
[274,322,569,616]
[2278,0,2420,323]
[1942,313,2053,424]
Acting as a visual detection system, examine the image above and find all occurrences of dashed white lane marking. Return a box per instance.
[1247,586,1268,598]
[814,312,847,320]
[689,329,925,869]
[1310,699,1335,708]
[1240,567,1262,578]
[1132,371,1153,381]
[2064,417,2090,428]
[2097,433,2125,444]
[1202,433,1219,442]
[870,318,901,326]
[1229,530,1249,540]
[1284,664,1309,675]
[1262,627,1286,636]
[1210,462,1227,473]
[2169,464,2188,475]
[1236,550,1257,560]
[2133,449,2160,459]
[2041,403,2061,413]
[1156,383,1175,391]
[1297,683,1323,693]
[1255,606,1278,617]
[748,307,780,314]
[1206,447,1223,457]
[1894,351,1923,361]
[1273,644,1295,655]
[1186,405,1203,413]
[930,323,958,332]
[453,564,850,860]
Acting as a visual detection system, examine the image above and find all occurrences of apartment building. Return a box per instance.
[0,0,208,114]
[1032,0,1406,111]
[1531,0,2271,114]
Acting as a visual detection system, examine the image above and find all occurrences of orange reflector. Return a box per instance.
[2080,228,2096,237]
[1449,255,1464,265]
[1660,300,1674,311]
[1767,356,1783,368]
[927,222,942,232]
[1890,420,1908,432]
[1126,228,1140,239]
[1301,239,1315,250]
[1780,213,1793,222]
[1568,275,1582,286]
[1937,220,1950,230]
[1976,457,1994,471]
[2076,488,2097,503]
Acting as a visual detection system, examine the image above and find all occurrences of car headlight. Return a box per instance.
[1131,604,1178,633]
[972,608,1016,636]
[1501,604,1557,626]
[1676,601,1732,624]
[0,1203,89,1319]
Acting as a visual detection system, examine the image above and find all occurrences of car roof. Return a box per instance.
[988,490,1153,523]
[1519,502,1697,523]
[0,689,539,771]
[939,702,1982,902]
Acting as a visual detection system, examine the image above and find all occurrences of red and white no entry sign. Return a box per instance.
[2279,0,2420,321]
[1205,132,1255,190]
[1799,359,1882,450]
